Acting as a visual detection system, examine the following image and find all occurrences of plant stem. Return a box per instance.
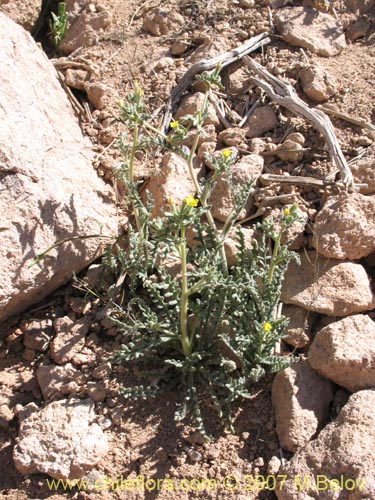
[267,224,284,283]
[179,226,191,357]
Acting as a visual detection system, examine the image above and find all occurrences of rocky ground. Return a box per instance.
[1,0,375,499]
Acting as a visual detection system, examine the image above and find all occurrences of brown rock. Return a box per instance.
[92,363,111,380]
[263,205,307,251]
[142,8,184,36]
[51,317,90,364]
[84,82,114,111]
[0,0,42,30]
[275,390,375,499]
[313,193,375,260]
[186,37,228,65]
[36,363,82,400]
[175,93,221,129]
[218,127,247,147]
[275,7,346,57]
[13,399,109,479]
[346,18,370,41]
[281,251,375,316]
[143,152,199,219]
[351,145,375,194]
[0,403,14,429]
[170,38,192,56]
[308,314,375,391]
[208,154,263,222]
[224,227,255,267]
[299,64,336,102]
[272,360,334,452]
[274,140,304,162]
[23,319,53,352]
[0,14,117,322]
[59,10,112,54]
[347,0,375,14]
[86,382,106,402]
[65,69,89,91]
[245,106,279,139]
[282,305,314,349]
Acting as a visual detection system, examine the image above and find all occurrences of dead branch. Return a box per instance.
[317,104,375,133]
[243,56,354,191]
[160,33,271,133]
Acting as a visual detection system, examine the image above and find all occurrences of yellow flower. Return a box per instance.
[283,207,291,216]
[167,197,175,206]
[222,148,232,159]
[263,322,272,332]
[134,81,143,97]
[170,120,179,129]
[184,195,199,207]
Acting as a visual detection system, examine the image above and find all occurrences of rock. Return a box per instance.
[264,205,307,251]
[351,145,375,194]
[239,0,255,7]
[274,7,346,57]
[92,363,111,380]
[170,38,192,56]
[272,360,334,452]
[59,10,112,54]
[13,398,109,479]
[0,14,117,322]
[281,251,375,316]
[208,154,264,222]
[67,296,91,314]
[313,193,375,260]
[299,63,336,102]
[142,8,184,36]
[282,305,314,349]
[245,106,279,139]
[85,263,114,292]
[275,389,375,499]
[64,0,87,24]
[23,319,54,352]
[346,18,370,41]
[229,68,251,95]
[308,314,375,392]
[0,0,42,31]
[274,139,304,162]
[218,127,247,147]
[36,363,82,400]
[84,82,114,111]
[224,227,255,267]
[347,0,375,14]
[0,403,14,429]
[186,37,228,65]
[51,317,90,364]
[142,152,199,219]
[65,69,89,90]
[267,456,281,475]
[86,382,106,402]
[175,93,221,129]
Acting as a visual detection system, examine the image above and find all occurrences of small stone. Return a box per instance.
[0,404,14,429]
[142,8,184,36]
[36,363,82,400]
[218,127,247,147]
[92,363,111,380]
[51,316,90,364]
[23,348,35,361]
[84,82,114,111]
[285,132,305,145]
[187,448,202,462]
[245,106,279,139]
[67,297,92,314]
[86,382,106,402]
[282,305,313,349]
[239,0,255,7]
[267,456,281,475]
[110,407,123,425]
[65,69,89,90]
[299,64,336,102]
[23,319,53,352]
[274,140,304,162]
[186,431,205,446]
[346,18,370,40]
[254,457,265,467]
[175,92,221,129]
[170,39,191,56]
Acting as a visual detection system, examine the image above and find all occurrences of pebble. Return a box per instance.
[187,448,202,462]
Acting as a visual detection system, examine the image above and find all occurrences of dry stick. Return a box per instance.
[259,173,367,189]
[316,104,375,133]
[160,33,271,133]
[243,56,354,191]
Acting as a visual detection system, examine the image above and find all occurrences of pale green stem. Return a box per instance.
[267,225,284,283]
[179,226,191,357]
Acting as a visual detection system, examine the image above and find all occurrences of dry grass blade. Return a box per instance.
[243,56,354,191]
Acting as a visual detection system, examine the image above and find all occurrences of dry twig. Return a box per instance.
[244,57,354,190]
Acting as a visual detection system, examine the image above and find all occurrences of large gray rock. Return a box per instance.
[308,314,375,392]
[275,390,375,499]
[313,193,375,260]
[13,399,108,479]
[281,251,375,316]
[0,14,117,321]
[275,7,346,57]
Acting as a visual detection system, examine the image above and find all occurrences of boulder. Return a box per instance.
[275,390,375,499]
[13,399,109,479]
[308,314,375,392]
[281,251,375,316]
[0,14,117,321]
[275,7,346,57]
[272,360,334,452]
[0,0,42,31]
[313,193,375,260]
